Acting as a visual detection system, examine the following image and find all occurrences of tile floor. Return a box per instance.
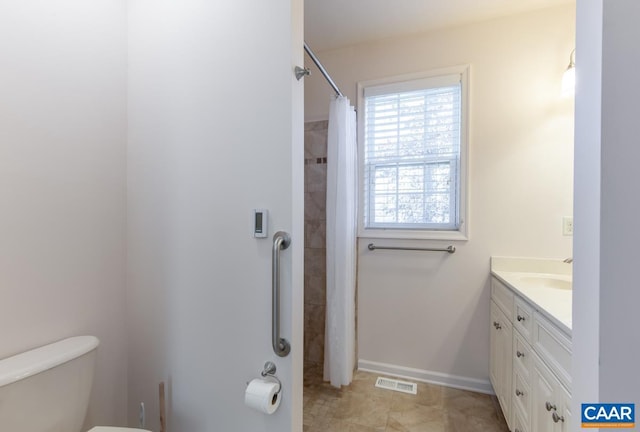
[303,364,509,432]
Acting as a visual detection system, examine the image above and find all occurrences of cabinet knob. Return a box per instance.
[493,321,502,330]
[515,389,525,397]
[552,412,565,423]
[517,315,526,322]
[516,351,525,358]
[545,401,557,412]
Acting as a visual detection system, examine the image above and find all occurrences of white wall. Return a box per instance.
[598,0,640,408]
[127,1,304,431]
[0,0,128,427]
[572,0,601,414]
[573,0,640,424]
[305,5,575,388]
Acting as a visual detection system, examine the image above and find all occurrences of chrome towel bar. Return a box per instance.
[367,243,456,254]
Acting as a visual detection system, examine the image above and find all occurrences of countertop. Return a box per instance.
[491,257,572,336]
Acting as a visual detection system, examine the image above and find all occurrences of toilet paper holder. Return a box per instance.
[261,361,282,394]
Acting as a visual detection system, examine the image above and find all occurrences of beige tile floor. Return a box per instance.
[303,364,509,432]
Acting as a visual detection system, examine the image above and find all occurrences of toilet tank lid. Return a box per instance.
[0,336,99,388]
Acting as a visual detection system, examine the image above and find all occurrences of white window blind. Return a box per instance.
[363,74,463,231]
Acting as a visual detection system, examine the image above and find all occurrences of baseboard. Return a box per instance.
[357,359,494,395]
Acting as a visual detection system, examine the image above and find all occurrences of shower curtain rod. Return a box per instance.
[304,42,344,98]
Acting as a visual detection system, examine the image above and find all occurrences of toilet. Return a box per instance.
[0,336,150,432]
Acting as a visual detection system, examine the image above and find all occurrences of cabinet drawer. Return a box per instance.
[491,277,514,320]
[513,296,533,342]
[513,406,529,432]
[513,368,531,424]
[532,312,572,391]
[513,330,532,379]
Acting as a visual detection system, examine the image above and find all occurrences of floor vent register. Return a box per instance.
[374,377,418,395]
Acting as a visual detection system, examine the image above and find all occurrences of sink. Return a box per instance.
[518,275,572,290]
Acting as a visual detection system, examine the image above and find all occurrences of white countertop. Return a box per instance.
[491,257,572,335]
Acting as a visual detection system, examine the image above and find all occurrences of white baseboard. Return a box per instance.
[358,359,494,395]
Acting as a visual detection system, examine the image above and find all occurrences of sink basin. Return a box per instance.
[518,276,572,290]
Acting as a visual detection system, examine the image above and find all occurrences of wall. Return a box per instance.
[598,0,640,410]
[305,5,575,389]
[572,0,601,412]
[573,0,640,420]
[127,1,304,431]
[304,121,328,368]
[0,0,128,427]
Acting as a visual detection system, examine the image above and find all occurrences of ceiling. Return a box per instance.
[305,0,574,52]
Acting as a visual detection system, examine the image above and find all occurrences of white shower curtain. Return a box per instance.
[323,96,357,388]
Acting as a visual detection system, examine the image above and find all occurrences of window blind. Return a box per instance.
[363,78,462,230]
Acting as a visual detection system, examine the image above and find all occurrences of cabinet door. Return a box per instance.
[490,301,513,428]
[531,354,556,432]
[556,384,572,432]
[532,352,570,432]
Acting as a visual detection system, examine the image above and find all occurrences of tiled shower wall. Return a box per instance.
[304,120,328,367]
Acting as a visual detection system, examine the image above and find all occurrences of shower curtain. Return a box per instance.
[323,96,357,388]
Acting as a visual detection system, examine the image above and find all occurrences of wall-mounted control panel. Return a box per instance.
[253,209,268,238]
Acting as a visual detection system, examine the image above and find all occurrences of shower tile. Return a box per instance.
[304,303,325,364]
[305,191,326,222]
[304,247,326,279]
[304,271,326,306]
[305,120,329,132]
[304,121,329,153]
[305,163,327,193]
[304,220,326,249]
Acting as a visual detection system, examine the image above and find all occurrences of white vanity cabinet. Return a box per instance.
[490,299,513,426]
[490,275,572,432]
[531,351,572,432]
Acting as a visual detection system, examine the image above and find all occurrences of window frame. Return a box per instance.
[357,65,470,241]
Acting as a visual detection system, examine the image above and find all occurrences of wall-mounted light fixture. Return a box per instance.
[562,49,576,97]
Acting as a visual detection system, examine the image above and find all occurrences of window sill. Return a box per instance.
[358,228,468,241]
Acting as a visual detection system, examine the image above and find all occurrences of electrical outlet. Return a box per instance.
[563,216,573,236]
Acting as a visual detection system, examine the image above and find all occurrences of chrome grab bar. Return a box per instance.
[367,243,456,254]
[272,231,291,357]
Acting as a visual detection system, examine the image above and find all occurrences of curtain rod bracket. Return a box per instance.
[294,66,310,81]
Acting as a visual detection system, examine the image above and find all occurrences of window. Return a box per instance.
[358,67,469,240]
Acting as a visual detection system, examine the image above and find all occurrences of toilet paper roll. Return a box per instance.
[244,378,281,414]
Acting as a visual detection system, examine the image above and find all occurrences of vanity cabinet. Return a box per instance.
[490,300,513,426]
[531,352,572,432]
[490,276,572,432]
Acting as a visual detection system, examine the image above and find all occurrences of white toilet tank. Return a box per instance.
[0,336,99,432]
